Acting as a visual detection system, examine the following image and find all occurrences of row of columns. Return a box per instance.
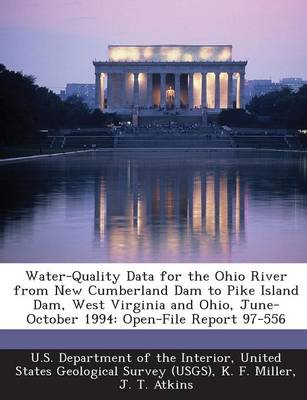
[96,71,245,110]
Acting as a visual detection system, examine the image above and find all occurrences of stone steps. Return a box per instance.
[114,137,232,148]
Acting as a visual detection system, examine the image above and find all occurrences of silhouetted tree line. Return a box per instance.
[218,86,307,129]
[0,64,118,145]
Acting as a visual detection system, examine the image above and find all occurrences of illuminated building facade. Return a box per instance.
[93,45,247,114]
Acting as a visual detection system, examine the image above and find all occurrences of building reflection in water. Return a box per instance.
[1,152,307,263]
[94,162,246,261]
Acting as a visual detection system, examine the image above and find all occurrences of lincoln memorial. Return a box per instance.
[93,45,247,115]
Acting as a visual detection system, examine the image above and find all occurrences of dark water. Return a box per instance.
[1,150,307,262]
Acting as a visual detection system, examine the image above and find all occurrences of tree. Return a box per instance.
[0,65,119,145]
[246,86,307,129]
[218,109,258,127]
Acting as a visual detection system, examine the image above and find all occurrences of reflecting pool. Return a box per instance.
[1,150,307,262]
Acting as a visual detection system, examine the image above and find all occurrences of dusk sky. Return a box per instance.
[1,0,306,92]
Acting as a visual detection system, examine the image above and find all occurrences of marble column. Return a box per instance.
[133,72,139,107]
[107,73,112,109]
[95,72,104,110]
[239,72,245,109]
[160,73,166,108]
[188,73,194,108]
[120,73,126,108]
[201,72,207,108]
[215,72,220,109]
[147,73,153,108]
[175,73,181,108]
[227,72,233,109]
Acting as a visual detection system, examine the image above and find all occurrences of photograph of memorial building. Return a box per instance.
[94,45,247,114]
